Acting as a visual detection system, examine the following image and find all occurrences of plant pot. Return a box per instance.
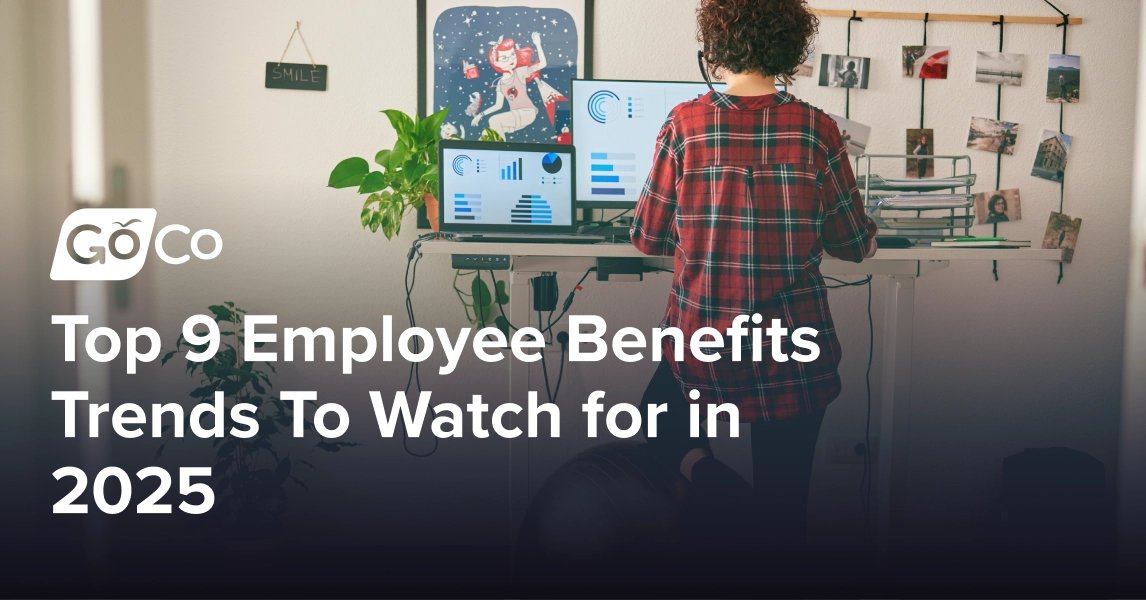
[423,193,440,233]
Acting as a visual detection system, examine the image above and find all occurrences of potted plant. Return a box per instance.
[328,112,512,334]
[159,301,358,538]
[328,108,450,239]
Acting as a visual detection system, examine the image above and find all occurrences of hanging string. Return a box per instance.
[919,13,928,129]
[278,21,317,67]
[845,11,862,119]
[990,14,1005,281]
[1044,0,1070,284]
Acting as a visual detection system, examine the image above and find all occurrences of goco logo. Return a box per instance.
[50,209,222,281]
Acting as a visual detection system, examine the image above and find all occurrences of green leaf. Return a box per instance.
[160,349,178,366]
[495,279,509,304]
[208,304,234,322]
[360,206,373,228]
[357,171,387,194]
[417,107,450,144]
[369,211,382,234]
[315,441,361,453]
[388,139,408,172]
[374,149,392,167]
[471,273,492,308]
[328,157,370,188]
[494,315,511,337]
[381,109,416,139]
[404,162,428,186]
[480,127,503,142]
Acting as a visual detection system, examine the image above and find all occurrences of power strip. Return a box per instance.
[451,254,510,270]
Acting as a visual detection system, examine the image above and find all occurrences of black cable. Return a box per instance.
[824,274,874,542]
[584,208,633,235]
[992,14,1005,282]
[1045,0,1070,285]
[919,13,929,129]
[402,232,443,457]
[538,310,554,403]
[489,270,520,332]
[552,340,567,404]
[541,267,595,336]
[845,11,861,119]
[861,272,873,543]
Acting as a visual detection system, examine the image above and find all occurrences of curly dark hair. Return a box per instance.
[696,0,818,84]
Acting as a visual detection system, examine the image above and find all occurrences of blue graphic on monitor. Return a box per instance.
[451,154,472,176]
[587,90,620,124]
[500,157,523,180]
[541,152,563,173]
[511,194,552,224]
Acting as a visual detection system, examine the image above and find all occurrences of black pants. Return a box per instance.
[640,361,826,549]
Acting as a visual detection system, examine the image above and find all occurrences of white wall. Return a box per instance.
[146,0,1137,546]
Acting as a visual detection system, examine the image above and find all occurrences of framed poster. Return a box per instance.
[418,0,593,143]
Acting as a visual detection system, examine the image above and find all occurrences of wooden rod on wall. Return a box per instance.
[811,9,1082,26]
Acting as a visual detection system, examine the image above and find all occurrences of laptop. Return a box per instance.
[438,140,603,243]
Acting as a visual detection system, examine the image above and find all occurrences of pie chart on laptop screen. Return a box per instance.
[541,152,563,174]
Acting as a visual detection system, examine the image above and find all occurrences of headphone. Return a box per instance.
[697,47,715,91]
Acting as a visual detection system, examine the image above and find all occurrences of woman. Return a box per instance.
[914,134,931,178]
[631,0,877,552]
[471,33,565,138]
[986,194,1010,223]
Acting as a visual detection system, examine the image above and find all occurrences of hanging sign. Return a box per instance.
[266,21,327,91]
[265,63,327,91]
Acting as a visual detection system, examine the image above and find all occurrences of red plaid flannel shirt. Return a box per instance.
[631,91,877,422]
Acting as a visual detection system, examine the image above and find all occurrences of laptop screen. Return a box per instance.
[439,142,575,233]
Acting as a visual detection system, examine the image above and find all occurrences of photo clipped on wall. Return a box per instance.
[818,54,870,89]
[907,128,935,179]
[967,116,1019,155]
[1042,211,1082,263]
[1047,53,1081,103]
[903,46,950,79]
[975,51,1025,86]
[828,113,871,156]
[421,0,592,143]
[1032,128,1073,183]
[974,188,1022,225]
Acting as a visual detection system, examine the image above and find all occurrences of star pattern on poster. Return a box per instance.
[432,5,578,143]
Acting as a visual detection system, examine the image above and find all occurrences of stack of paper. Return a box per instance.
[881,194,973,209]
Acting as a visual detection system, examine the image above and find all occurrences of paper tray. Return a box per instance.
[856,173,976,192]
[872,214,977,229]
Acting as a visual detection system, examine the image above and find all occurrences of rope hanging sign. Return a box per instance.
[265,21,328,91]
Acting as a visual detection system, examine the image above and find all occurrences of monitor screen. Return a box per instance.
[571,79,729,209]
[439,141,575,232]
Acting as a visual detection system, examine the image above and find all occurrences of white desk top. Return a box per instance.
[420,240,1062,262]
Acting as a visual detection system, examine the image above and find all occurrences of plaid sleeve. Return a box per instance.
[631,118,681,257]
[820,125,878,263]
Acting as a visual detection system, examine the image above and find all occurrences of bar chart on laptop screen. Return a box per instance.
[572,80,726,207]
[440,147,573,227]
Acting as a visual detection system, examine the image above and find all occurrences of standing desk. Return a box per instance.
[419,240,1061,553]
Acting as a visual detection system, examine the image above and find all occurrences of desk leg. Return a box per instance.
[507,271,532,546]
[876,275,915,558]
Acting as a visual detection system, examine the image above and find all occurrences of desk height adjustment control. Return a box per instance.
[451,254,511,270]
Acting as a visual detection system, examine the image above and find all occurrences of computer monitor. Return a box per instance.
[438,140,576,233]
[570,79,729,209]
